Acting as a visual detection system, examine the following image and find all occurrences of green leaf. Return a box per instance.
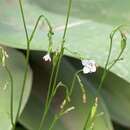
[15,125,27,130]
[19,56,113,130]
[88,68,130,127]
[102,74,130,127]
[19,94,67,130]
[0,0,129,84]
[0,48,32,130]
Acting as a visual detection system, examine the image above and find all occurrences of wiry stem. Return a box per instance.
[11,1,54,129]
[11,1,30,130]
[38,0,73,129]
[83,25,127,130]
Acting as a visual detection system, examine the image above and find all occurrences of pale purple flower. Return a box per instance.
[82,60,96,74]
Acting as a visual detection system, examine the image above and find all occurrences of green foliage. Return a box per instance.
[0,0,129,83]
[0,48,32,130]
[0,0,130,129]
[19,57,113,130]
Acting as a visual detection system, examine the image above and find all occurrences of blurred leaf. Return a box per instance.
[102,74,130,127]
[15,125,27,130]
[0,0,129,84]
[19,94,67,130]
[0,48,32,130]
[87,68,130,127]
[19,56,113,130]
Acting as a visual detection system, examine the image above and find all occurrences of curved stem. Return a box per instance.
[38,62,56,130]
[83,25,127,130]
[14,1,54,130]
[97,25,126,91]
[15,42,30,122]
[13,0,30,129]
[69,69,83,96]
[51,0,73,97]
[48,116,58,130]
[29,15,53,44]
[38,0,73,129]
[107,49,124,71]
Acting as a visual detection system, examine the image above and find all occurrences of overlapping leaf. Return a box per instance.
[19,56,113,130]
[0,48,32,130]
[90,68,130,127]
[0,0,129,83]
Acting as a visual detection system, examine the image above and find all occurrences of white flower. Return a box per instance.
[43,53,51,62]
[82,60,96,74]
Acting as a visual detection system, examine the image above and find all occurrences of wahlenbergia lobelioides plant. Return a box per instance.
[0,0,128,130]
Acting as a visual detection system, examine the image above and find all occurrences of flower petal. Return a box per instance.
[83,66,91,74]
[43,53,51,62]
[90,65,96,72]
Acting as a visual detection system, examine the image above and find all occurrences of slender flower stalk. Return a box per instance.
[12,1,30,129]
[83,25,127,130]
[69,69,83,95]
[11,1,54,130]
[38,0,73,130]
[48,106,75,130]
[47,68,88,130]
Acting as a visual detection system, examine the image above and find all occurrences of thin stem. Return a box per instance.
[76,74,86,103]
[97,25,127,91]
[5,65,14,128]
[29,16,54,130]
[107,49,124,71]
[83,25,127,130]
[38,61,56,130]
[52,82,70,98]
[14,1,54,129]
[96,36,113,91]
[15,42,30,121]
[47,0,73,100]
[38,0,73,129]
[18,0,29,42]
[48,106,75,130]
[50,0,73,104]
[62,0,72,46]
[48,116,58,130]
[83,37,113,130]
[13,0,30,129]
[29,15,53,44]
[69,69,82,96]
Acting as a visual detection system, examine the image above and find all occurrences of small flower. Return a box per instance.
[43,53,51,62]
[82,60,96,74]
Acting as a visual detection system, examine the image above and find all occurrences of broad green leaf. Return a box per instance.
[15,126,27,130]
[102,74,130,127]
[19,94,67,130]
[0,48,32,130]
[0,0,129,84]
[86,68,130,127]
[19,56,113,130]
[94,68,130,127]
